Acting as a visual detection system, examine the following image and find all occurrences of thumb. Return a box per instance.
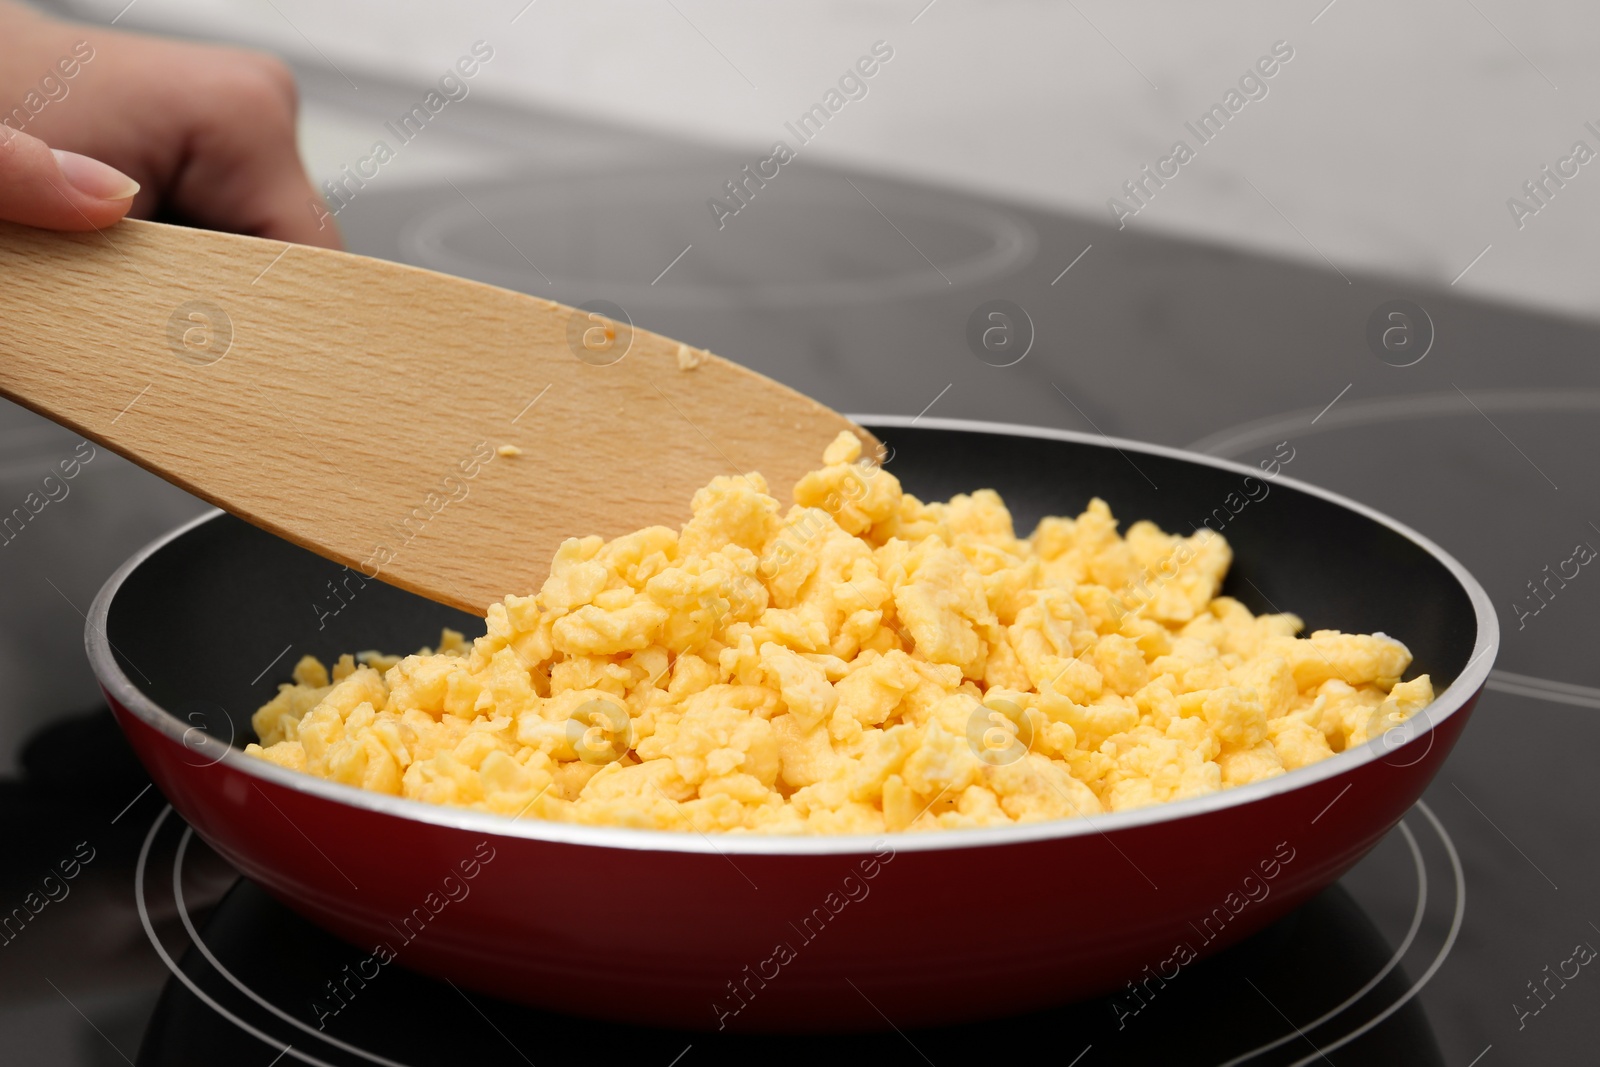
[0,125,139,231]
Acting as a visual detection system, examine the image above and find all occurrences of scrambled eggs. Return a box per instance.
[246,433,1433,834]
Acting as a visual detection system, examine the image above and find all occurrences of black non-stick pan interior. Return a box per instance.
[104,423,1477,750]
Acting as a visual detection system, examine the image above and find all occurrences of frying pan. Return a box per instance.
[90,418,1495,1033]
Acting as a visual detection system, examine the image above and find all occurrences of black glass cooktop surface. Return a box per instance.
[3,69,1598,1067]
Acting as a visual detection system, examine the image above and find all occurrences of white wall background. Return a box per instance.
[53,0,1600,321]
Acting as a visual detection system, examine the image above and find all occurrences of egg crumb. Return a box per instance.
[246,432,1433,834]
[496,444,523,458]
[676,343,707,371]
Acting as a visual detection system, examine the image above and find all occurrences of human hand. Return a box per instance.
[0,2,339,248]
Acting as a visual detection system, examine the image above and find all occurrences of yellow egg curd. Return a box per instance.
[246,432,1432,833]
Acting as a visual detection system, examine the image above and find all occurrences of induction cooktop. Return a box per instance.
[3,62,1597,1067]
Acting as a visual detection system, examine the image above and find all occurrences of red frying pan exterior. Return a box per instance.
[107,691,1476,1032]
[89,419,1497,1032]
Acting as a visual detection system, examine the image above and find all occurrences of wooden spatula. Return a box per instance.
[0,219,876,614]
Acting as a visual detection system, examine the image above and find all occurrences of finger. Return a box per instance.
[238,148,345,251]
[0,126,138,230]
[158,62,344,250]
[179,119,345,249]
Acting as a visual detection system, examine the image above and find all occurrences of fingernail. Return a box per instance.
[52,149,140,200]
